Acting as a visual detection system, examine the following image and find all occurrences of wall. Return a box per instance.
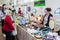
[0,0,10,5]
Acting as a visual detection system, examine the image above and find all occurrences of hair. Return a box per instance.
[19,8,21,9]
[45,8,51,12]
[0,6,2,10]
[31,13,34,16]
[2,4,6,9]
[9,8,12,11]
[2,4,6,6]
[12,6,14,8]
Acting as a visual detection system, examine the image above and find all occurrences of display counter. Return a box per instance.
[17,24,43,40]
[16,23,60,40]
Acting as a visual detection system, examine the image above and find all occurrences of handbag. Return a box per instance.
[12,30,17,36]
[12,23,17,36]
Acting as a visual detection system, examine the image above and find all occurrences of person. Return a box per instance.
[18,8,22,15]
[2,10,15,40]
[40,8,53,31]
[11,6,16,22]
[30,13,37,22]
[12,6,16,13]
[19,15,26,27]
[1,4,6,27]
[2,4,6,14]
[42,8,53,27]
[0,6,3,16]
[16,14,21,24]
[0,6,4,25]
[36,15,43,25]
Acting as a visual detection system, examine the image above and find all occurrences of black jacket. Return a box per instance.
[42,13,53,26]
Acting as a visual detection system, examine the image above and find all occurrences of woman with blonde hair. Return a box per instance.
[2,10,15,40]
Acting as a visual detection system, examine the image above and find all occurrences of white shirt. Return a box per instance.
[0,10,3,18]
[44,16,48,24]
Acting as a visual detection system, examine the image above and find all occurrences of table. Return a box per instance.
[17,25,43,40]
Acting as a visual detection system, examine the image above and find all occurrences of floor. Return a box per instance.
[0,26,5,40]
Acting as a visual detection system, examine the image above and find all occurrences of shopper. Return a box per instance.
[12,6,16,13]
[30,13,37,22]
[18,8,22,15]
[0,6,3,19]
[19,15,26,27]
[37,15,43,25]
[0,6,4,26]
[2,4,6,14]
[2,10,15,40]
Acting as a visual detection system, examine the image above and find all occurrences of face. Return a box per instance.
[45,10,49,15]
[7,11,12,16]
[4,5,7,9]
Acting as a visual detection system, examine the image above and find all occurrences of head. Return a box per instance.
[2,4,6,9]
[45,8,51,15]
[39,15,41,17]
[12,6,14,8]
[6,10,12,16]
[9,8,12,11]
[19,8,21,10]
[31,13,35,17]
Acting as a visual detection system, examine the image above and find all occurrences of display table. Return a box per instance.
[17,25,43,40]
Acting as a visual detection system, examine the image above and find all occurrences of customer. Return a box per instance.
[37,15,43,25]
[30,13,37,22]
[2,10,15,40]
[12,6,16,13]
[18,8,22,15]
[19,15,26,27]
[1,4,6,28]
[2,4,6,14]
[0,6,3,19]
[0,6,4,26]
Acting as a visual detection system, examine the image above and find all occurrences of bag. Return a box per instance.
[12,30,17,36]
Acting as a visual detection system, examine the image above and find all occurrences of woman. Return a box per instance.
[42,8,53,27]
[30,13,37,22]
[1,4,6,28]
[0,6,4,21]
[2,4,6,14]
[40,8,53,31]
[2,10,15,40]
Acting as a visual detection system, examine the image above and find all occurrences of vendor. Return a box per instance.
[30,13,37,22]
[19,14,26,27]
[42,8,53,27]
[36,15,43,25]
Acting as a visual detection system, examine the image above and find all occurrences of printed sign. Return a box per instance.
[34,0,45,6]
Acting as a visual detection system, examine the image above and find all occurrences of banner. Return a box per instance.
[34,0,45,6]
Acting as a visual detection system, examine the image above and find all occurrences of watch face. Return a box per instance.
[54,8,60,17]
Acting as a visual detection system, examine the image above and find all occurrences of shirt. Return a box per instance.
[44,16,48,25]
[19,17,26,25]
[0,10,4,18]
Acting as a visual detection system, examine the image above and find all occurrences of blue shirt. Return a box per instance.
[19,17,26,25]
